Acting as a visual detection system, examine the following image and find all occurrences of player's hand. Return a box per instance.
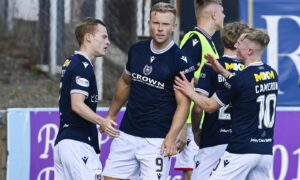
[193,128,201,146]
[175,127,187,153]
[100,118,120,138]
[161,135,177,157]
[100,115,117,133]
[204,54,227,76]
[174,72,195,98]
[99,125,105,133]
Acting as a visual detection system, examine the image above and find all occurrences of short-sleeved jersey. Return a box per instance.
[196,56,244,148]
[120,40,195,138]
[215,62,278,155]
[55,51,100,154]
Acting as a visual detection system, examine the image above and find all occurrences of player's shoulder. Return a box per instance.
[62,54,80,69]
[131,39,150,50]
[182,33,202,46]
[182,29,204,39]
[184,28,211,42]
[128,40,151,56]
[250,62,276,75]
[261,63,279,80]
[263,63,276,72]
[62,55,73,69]
[185,33,201,40]
[173,45,193,64]
[218,56,232,66]
[65,54,93,72]
[222,55,242,62]
[219,56,244,70]
[219,56,238,63]
[172,42,181,53]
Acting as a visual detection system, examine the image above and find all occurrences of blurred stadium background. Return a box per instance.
[0,0,299,179]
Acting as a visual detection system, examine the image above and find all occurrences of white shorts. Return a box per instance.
[174,125,198,170]
[191,144,227,180]
[103,131,171,180]
[210,151,273,180]
[54,139,102,180]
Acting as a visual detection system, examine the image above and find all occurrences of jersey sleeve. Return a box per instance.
[195,64,216,97]
[70,63,92,97]
[214,75,239,106]
[181,34,202,67]
[175,52,195,82]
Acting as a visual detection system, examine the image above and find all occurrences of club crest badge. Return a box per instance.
[143,65,152,75]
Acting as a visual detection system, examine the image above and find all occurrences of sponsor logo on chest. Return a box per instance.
[132,72,165,89]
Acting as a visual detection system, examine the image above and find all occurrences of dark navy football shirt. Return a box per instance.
[215,62,278,155]
[55,51,100,153]
[196,56,244,148]
[120,40,195,138]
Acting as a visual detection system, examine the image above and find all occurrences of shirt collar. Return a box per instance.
[74,51,93,66]
[194,26,212,40]
[223,54,237,59]
[246,61,263,68]
[150,40,174,54]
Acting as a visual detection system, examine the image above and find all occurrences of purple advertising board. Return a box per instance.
[26,108,182,180]
[6,107,300,180]
[30,111,58,180]
[273,109,300,180]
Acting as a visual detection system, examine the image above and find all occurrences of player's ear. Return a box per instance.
[247,48,254,56]
[212,10,217,20]
[85,33,92,43]
[172,22,177,31]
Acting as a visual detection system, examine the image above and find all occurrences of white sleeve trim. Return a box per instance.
[70,89,89,97]
[194,88,209,97]
[213,93,226,107]
[125,67,131,75]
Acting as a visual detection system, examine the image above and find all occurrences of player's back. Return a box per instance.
[197,56,244,148]
[220,62,278,155]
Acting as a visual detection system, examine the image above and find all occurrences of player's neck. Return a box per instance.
[79,46,95,61]
[223,49,236,57]
[244,56,262,67]
[196,21,216,37]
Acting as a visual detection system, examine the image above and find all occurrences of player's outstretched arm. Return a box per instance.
[107,71,131,120]
[174,72,221,113]
[161,89,190,156]
[175,124,187,153]
[71,93,120,138]
[204,54,231,78]
[191,104,202,146]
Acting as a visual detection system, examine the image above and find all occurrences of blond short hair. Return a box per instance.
[244,29,270,49]
[150,2,176,17]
